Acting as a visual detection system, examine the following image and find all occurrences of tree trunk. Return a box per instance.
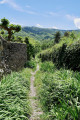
[8,30,12,41]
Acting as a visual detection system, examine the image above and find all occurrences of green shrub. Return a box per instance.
[24,60,36,69]
[40,61,56,73]
[39,48,52,62]
[25,37,35,60]
[63,41,80,70]
[52,43,67,68]
[40,40,80,71]
[0,68,31,120]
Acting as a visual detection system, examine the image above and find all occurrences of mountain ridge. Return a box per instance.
[15,26,80,41]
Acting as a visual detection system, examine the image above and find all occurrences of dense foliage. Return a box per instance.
[25,37,35,60]
[64,31,70,37]
[0,68,31,120]
[24,59,36,70]
[0,18,21,41]
[39,32,80,71]
[54,31,61,43]
[40,39,54,50]
[35,62,80,120]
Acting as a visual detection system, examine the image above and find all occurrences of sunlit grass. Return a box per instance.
[35,61,80,120]
[0,68,31,120]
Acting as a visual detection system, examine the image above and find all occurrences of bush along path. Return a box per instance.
[29,64,43,120]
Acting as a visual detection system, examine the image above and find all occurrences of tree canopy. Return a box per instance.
[54,31,61,43]
[0,18,21,41]
[24,37,35,60]
[64,31,70,37]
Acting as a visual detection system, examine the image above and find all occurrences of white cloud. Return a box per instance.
[0,0,37,15]
[0,0,23,11]
[74,18,80,29]
[0,0,6,4]
[36,24,43,28]
[47,26,58,29]
[35,24,59,29]
[66,14,80,29]
[66,14,75,20]
[52,26,58,29]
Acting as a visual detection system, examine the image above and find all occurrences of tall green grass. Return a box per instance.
[35,62,80,120]
[0,68,31,120]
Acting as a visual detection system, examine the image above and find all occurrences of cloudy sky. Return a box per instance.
[0,0,80,30]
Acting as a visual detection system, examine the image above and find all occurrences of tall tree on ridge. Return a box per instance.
[54,31,61,43]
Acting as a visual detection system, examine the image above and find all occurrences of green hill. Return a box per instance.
[4,26,80,41]
[22,26,66,41]
[16,26,80,41]
[15,26,68,41]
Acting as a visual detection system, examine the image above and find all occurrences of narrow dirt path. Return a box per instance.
[29,64,43,120]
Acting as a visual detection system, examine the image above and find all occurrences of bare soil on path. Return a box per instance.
[29,64,43,120]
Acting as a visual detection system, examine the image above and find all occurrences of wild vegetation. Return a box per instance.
[15,26,80,41]
[39,31,80,71]
[0,18,21,41]
[34,30,80,119]
[1,17,80,119]
[35,62,80,120]
[0,68,31,120]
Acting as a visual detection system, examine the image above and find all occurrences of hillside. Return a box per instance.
[1,26,80,41]
[14,26,68,41]
[14,26,80,41]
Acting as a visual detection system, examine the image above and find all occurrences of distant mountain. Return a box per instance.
[15,26,80,41]
[22,26,66,41]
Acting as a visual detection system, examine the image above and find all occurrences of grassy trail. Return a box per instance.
[29,64,43,120]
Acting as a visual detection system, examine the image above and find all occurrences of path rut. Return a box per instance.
[29,64,43,120]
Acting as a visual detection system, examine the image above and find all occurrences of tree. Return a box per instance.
[24,37,29,44]
[0,18,21,41]
[64,31,70,37]
[70,32,76,40]
[17,36,23,43]
[24,37,35,60]
[0,30,5,35]
[54,31,61,43]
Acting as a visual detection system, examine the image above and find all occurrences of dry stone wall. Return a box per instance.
[0,37,27,79]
